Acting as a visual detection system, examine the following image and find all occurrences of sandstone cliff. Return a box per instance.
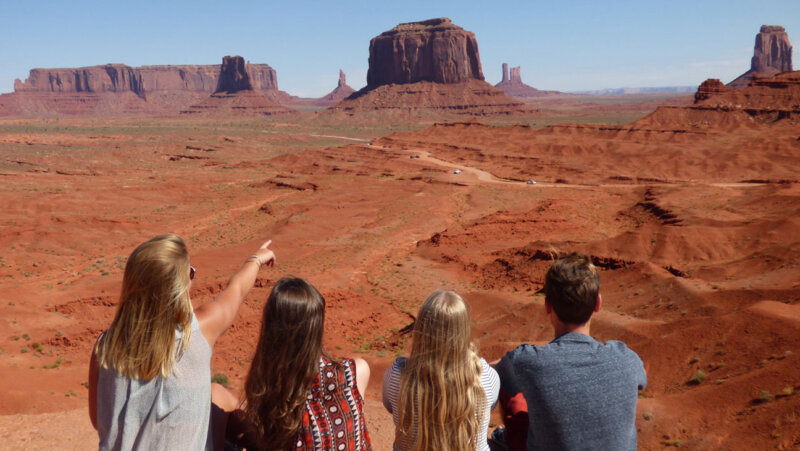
[494,63,562,98]
[729,25,793,88]
[216,56,252,93]
[366,18,484,87]
[4,59,285,116]
[182,55,295,117]
[324,18,527,120]
[637,71,800,130]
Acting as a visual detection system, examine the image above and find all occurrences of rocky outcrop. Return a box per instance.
[366,18,484,87]
[216,56,252,93]
[729,25,793,88]
[14,64,146,99]
[322,19,528,119]
[4,59,285,116]
[312,70,356,107]
[637,71,800,130]
[694,79,730,102]
[494,63,562,98]
[182,55,295,116]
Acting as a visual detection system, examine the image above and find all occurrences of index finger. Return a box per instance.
[260,239,273,249]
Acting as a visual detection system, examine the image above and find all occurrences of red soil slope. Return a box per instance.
[1,71,799,449]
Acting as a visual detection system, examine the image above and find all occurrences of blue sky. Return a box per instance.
[0,1,797,96]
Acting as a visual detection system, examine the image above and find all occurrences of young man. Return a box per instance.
[496,253,647,450]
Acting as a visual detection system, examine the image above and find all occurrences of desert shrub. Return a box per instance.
[211,372,229,387]
[753,389,773,404]
[688,369,706,385]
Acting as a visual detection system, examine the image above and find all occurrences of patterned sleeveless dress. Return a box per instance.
[295,355,372,451]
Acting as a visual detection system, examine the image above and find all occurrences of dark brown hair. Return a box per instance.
[244,277,333,450]
[544,253,600,324]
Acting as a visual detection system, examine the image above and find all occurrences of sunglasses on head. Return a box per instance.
[189,266,196,280]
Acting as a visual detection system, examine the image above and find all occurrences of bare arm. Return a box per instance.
[354,357,370,397]
[89,346,99,430]
[196,240,275,348]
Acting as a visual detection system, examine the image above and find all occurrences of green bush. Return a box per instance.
[211,373,229,388]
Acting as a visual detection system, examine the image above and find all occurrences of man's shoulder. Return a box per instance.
[601,339,643,362]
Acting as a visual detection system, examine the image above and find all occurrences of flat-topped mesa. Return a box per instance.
[13,63,279,95]
[510,66,522,83]
[215,56,252,93]
[14,64,146,99]
[366,17,484,87]
[729,25,793,88]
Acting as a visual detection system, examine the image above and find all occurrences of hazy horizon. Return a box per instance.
[1,0,797,97]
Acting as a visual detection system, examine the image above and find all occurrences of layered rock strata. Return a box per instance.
[729,25,793,88]
[366,18,484,87]
[182,55,295,116]
[636,71,800,130]
[326,18,528,118]
[2,59,285,116]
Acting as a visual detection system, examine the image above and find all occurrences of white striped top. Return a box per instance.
[381,357,500,451]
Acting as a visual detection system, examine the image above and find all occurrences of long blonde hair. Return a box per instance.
[96,234,194,381]
[397,290,486,450]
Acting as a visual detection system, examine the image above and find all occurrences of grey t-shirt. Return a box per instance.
[96,314,213,451]
[497,332,647,451]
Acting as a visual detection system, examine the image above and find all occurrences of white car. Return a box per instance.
[454,169,462,174]
[527,179,537,185]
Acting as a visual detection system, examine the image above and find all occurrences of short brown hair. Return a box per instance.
[544,253,599,324]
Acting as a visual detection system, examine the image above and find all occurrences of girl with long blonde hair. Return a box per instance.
[88,234,275,450]
[382,290,500,451]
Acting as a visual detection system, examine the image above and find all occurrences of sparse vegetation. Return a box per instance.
[211,372,229,387]
[688,370,706,385]
[753,390,773,404]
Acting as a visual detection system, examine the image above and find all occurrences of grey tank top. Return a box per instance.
[96,313,213,451]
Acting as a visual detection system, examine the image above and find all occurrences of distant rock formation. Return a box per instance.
[494,63,562,98]
[183,56,295,117]
[216,56,252,92]
[312,70,356,107]
[694,79,730,102]
[729,25,793,88]
[324,18,528,119]
[2,59,286,116]
[366,18,484,87]
[636,70,800,130]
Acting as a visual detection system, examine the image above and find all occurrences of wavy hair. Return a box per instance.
[96,234,193,381]
[396,290,486,450]
[244,277,333,450]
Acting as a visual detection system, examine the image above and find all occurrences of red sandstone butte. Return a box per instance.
[325,18,528,119]
[182,56,295,117]
[366,18,484,87]
[728,25,793,88]
[494,63,562,98]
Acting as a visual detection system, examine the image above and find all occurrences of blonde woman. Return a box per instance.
[88,234,275,450]
[382,291,500,451]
